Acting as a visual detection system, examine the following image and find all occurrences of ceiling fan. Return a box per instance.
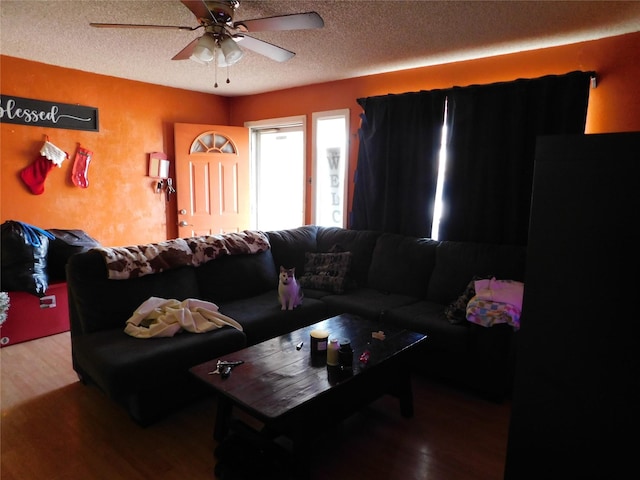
[90,0,324,70]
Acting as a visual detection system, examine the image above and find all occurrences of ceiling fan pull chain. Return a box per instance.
[227,66,231,84]
[214,52,219,88]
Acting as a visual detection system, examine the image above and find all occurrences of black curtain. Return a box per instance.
[351,89,447,237]
[439,71,593,244]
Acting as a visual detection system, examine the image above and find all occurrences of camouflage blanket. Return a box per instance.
[94,230,270,280]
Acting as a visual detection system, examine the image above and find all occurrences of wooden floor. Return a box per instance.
[1,332,511,480]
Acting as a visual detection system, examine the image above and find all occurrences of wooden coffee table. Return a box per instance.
[190,313,427,475]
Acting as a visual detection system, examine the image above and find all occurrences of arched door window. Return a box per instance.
[190,132,237,154]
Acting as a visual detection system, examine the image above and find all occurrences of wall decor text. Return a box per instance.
[0,95,99,132]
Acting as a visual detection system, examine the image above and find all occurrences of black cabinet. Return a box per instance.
[504,132,640,479]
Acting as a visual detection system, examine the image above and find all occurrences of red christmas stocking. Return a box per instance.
[20,155,55,195]
[71,146,93,188]
[20,140,68,195]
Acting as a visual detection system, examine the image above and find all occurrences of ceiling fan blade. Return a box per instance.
[236,35,295,62]
[180,0,214,22]
[172,38,199,60]
[234,12,324,32]
[90,23,200,31]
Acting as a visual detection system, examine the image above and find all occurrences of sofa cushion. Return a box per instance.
[195,250,278,303]
[268,226,318,274]
[320,287,419,320]
[316,227,381,288]
[367,233,439,298]
[67,250,200,334]
[217,290,328,345]
[72,326,246,400]
[426,241,526,304]
[297,287,333,300]
[299,251,352,293]
[386,300,516,399]
[384,301,471,354]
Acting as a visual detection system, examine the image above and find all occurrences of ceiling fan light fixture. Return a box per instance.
[216,47,231,67]
[220,35,244,65]
[89,2,324,75]
[191,33,217,63]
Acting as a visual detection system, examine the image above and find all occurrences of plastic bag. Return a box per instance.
[46,229,100,282]
[1,221,54,296]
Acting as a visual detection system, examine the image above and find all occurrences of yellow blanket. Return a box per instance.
[125,297,243,338]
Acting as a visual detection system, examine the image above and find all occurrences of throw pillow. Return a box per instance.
[327,243,358,289]
[444,278,478,325]
[299,251,352,294]
[443,274,493,325]
[328,243,346,253]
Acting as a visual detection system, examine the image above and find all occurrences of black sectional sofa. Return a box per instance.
[66,226,526,425]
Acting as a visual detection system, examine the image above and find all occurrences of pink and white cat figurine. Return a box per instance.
[278,266,304,310]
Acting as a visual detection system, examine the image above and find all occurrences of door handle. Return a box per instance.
[178,220,192,227]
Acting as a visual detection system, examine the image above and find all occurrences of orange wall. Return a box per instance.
[2,32,639,246]
[230,32,640,224]
[1,56,229,246]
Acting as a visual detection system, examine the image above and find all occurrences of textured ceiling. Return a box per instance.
[2,1,640,97]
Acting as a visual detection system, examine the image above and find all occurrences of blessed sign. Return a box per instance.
[0,95,99,132]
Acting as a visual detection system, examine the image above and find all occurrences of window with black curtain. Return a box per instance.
[351,89,447,238]
[351,71,593,244]
[441,71,593,244]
